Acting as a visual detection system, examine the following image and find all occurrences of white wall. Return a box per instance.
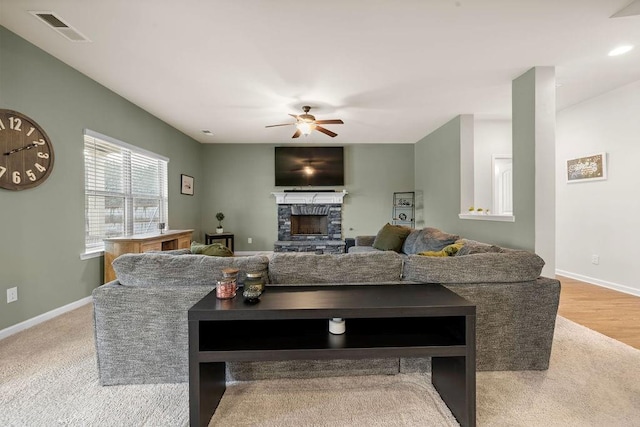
[556,79,640,296]
[473,120,512,211]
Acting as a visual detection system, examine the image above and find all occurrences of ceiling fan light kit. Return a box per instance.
[266,105,343,139]
[297,120,315,136]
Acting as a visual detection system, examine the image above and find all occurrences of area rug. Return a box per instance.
[1,304,639,426]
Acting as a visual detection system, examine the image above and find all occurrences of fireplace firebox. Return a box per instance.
[291,215,328,236]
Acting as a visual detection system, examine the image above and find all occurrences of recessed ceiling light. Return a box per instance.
[608,45,634,56]
[202,130,213,135]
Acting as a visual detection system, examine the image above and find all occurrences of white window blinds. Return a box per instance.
[84,130,168,252]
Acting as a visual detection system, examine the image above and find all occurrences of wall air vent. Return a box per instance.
[29,11,91,42]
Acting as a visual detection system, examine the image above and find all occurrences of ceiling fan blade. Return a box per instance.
[315,126,337,137]
[289,114,300,119]
[314,119,344,125]
[265,123,294,128]
[292,129,301,138]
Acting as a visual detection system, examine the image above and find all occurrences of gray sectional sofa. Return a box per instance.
[92,236,560,386]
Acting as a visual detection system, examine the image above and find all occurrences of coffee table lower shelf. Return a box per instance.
[188,284,476,427]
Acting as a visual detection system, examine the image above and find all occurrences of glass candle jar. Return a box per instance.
[244,272,265,293]
[243,272,265,303]
[217,268,239,299]
[216,278,236,299]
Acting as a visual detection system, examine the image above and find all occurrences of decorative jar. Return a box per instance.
[242,272,265,303]
[216,268,239,299]
[244,272,265,292]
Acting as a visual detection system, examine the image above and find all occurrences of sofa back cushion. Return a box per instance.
[268,252,404,284]
[113,253,270,287]
[455,238,504,256]
[403,250,545,284]
[402,227,460,254]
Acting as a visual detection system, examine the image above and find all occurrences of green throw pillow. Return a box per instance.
[417,249,448,257]
[418,242,464,257]
[372,223,412,252]
[190,241,233,257]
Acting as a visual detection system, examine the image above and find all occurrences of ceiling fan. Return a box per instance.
[266,106,344,138]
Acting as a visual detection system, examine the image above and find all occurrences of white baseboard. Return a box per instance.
[0,296,93,341]
[555,269,640,297]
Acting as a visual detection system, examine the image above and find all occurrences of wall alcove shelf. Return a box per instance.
[392,191,415,228]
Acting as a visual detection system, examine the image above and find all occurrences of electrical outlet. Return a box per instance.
[248,237,253,244]
[591,255,599,265]
[7,287,17,303]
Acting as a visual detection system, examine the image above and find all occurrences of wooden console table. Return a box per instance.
[103,229,193,283]
[188,284,476,426]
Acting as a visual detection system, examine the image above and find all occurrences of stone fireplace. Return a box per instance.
[272,191,347,253]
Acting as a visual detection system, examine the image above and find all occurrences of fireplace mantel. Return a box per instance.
[271,191,348,205]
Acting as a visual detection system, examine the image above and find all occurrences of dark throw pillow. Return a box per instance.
[372,223,412,252]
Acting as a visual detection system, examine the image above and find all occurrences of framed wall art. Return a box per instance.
[181,174,194,195]
[566,152,607,183]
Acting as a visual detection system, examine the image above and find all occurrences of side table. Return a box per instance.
[205,232,234,252]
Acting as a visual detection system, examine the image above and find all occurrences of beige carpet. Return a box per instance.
[1,303,639,426]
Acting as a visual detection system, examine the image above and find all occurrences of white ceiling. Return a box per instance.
[1,0,640,144]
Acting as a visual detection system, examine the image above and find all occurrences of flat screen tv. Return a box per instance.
[274,146,344,187]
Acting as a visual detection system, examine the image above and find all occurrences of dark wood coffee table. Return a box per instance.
[188,283,476,427]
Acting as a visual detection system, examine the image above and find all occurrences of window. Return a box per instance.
[84,130,168,253]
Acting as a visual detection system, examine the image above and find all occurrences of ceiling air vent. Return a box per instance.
[29,11,91,42]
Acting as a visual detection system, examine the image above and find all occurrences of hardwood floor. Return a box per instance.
[557,275,640,350]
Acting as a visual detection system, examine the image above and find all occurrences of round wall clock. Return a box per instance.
[0,109,54,190]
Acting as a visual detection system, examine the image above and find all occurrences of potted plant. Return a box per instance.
[215,212,225,234]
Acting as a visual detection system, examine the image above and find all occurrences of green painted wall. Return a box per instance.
[414,116,462,230]
[343,144,415,238]
[511,69,536,251]
[0,26,203,330]
[200,144,415,251]
[414,114,534,250]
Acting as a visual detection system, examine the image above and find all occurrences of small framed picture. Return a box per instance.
[566,153,607,183]
[181,174,194,195]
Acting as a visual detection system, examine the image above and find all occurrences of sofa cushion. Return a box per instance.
[402,227,460,254]
[147,248,193,255]
[372,223,412,252]
[227,359,400,381]
[113,253,269,287]
[403,250,545,283]
[354,235,376,247]
[190,241,233,257]
[268,252,404,284]
[347,245,381,254]
[455,239,503,256]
